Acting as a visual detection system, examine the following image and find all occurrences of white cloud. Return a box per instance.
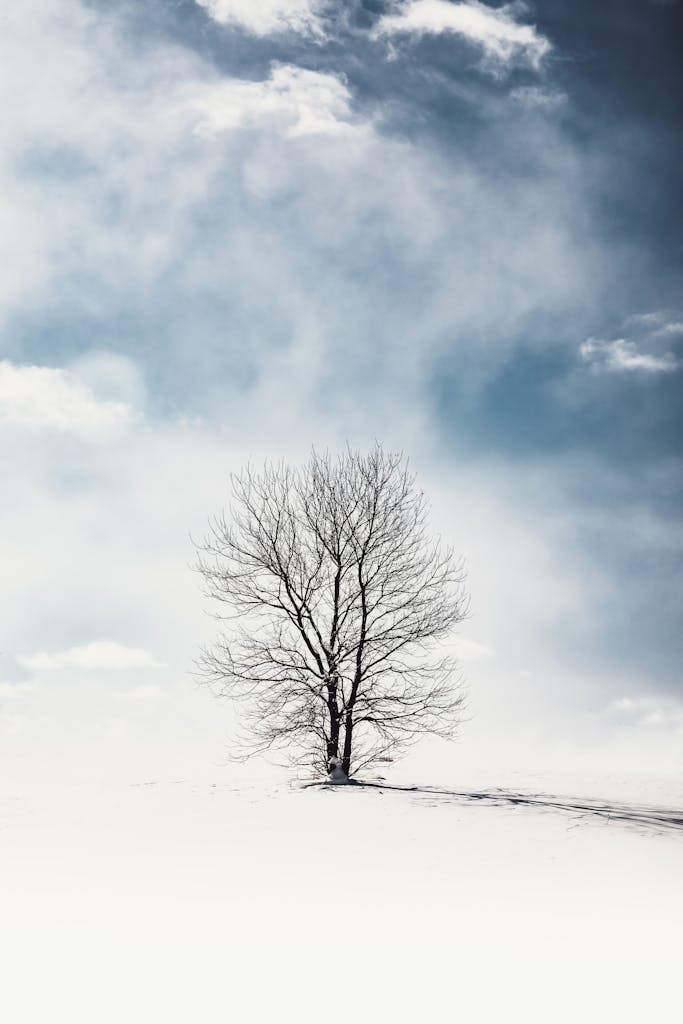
[452,636,494,661]
[374,1,551,74]
[186,63,356,139]
[626,311,683,338]
[19,641,165,672]
[123,685,168,702]
[510,86,566,111]
[606,696,683,730]
[68,351,147,410]
[195,0,327,38]
[0,360,135,435]
[0,0,601,424]
[0,682,34,698]
[579,338,679,374]
[627,310,668,327]
[0,713,26,737]
[653,321,683,338]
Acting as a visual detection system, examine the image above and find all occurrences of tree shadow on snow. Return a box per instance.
[345,781,683,836]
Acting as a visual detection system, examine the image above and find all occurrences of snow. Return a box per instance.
[1,763,681,1023]
[327,755,349,783]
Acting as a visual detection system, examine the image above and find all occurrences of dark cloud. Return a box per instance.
[20,2,681,471]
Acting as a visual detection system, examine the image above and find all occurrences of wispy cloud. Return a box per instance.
[19,641,165,672]
[0,361,135,434]
[122,685,168,702]
[510,85,566,111]
[373,1,551,74]
[0,682,34,698]
[653,321,683,338]
[606,695,683,730]
[186,63,357,139]
[579,338,679,374]
[195,0,327,38]
[0,0,600,426]
[453,637,494,661]
[626,310,683,336]
[627,311,668,327]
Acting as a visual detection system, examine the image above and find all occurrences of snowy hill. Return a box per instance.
[2,767,681,1024]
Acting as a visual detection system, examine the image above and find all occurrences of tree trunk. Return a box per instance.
[341,712,353,777]
[326,675,341,765]
[326,727,339,763]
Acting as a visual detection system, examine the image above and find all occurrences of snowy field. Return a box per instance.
[2,761,681,1024]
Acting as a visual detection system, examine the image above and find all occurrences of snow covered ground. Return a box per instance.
[2,760,681,1024]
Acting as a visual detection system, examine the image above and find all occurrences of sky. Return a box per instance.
[1,0,681,782]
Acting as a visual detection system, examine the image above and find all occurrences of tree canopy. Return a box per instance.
[196,446,468,777]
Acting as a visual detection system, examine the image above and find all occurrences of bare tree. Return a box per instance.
[195,446,468,778]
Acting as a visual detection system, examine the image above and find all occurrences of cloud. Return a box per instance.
[0,360,135,435]
[627,310,683,334]
[68,351,147,410]
[195,0,327,38]
[373,1,551,74]
[18,641,165,672]
[627,310,668,327]
[0,713,26,737]
[0,682,34,698]
[653,321,683,338]
[186,63,357,138]
[0,0,603,428]
[579,338,679,374]
[606,695,683,730]
[0,0,677,785]
[452,636,494,661]
[0,653,31,684]
[122,685,168,702]
[510,86,566,111]
[2,400,680,777]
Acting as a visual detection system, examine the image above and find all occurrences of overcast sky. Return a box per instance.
[1,0,681,781]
